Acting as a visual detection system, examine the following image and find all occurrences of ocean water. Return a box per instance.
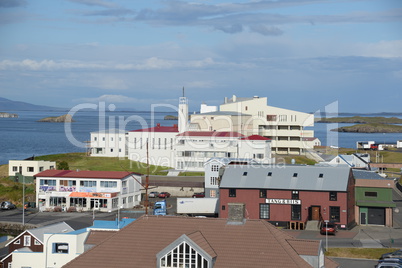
[0,111,401,165]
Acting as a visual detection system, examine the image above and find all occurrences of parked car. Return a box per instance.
[1,201,16,210]
[376,258,402,268]
[320,222,337,235]
[158,192,171,198]
[381,250,402,260]
[192,192,205,198]
[148,191,160,198]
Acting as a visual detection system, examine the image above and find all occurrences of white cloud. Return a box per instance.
[356,40,402,58]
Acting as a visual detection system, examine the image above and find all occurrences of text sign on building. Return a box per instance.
[265,199,301,205]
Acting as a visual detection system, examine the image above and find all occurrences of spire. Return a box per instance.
[182,86,185,97]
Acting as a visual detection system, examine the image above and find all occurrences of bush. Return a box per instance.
[53,206,62,212]
[67,206,76,212]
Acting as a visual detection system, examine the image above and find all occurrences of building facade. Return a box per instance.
[89,129,127,158]
[0,222,74,268]
[176,132,273,172]
[219,164,355,229]
[35,170,142,212]
[353,170,395,226]
[207,95,316,155]
[8,160,56,183]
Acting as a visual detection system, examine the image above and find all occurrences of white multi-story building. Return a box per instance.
[89,94,312,171]
[35,170,142,212]
[89,129,127,157]
[176,132,273,171]
[192,95,316,155]
[127,124,178,167]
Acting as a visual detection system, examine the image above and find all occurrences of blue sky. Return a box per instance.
[0,0,401,113]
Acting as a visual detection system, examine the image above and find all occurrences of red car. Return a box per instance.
[320,222,337,235]
[192,192,205,198]
[158,192,171,198]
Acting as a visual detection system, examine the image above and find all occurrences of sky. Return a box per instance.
[0,0,401,113]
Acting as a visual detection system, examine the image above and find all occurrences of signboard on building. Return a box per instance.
[265,199,301,205]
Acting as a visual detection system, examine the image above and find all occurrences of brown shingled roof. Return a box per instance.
[85,230,116,246]
[63,216,337,268]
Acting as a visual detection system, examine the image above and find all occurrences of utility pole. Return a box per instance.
[145,141,150,215]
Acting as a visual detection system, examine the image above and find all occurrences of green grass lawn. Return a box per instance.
[35,153,171,175]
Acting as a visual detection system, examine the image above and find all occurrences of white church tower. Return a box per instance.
[178,87,188,133]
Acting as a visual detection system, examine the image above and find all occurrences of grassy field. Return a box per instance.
[34,153,172,175]
[326,247,397,259]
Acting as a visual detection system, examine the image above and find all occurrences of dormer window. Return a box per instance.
[243,172,248,176]
[267,172,272,177]
[319,173,324,178]
[293,173,298,177]
[157,234,215,268]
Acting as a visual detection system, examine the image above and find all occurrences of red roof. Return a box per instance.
[240,135,270,141]
[177,131,244,138]
[35,170,141,179]
[130,123,178,133]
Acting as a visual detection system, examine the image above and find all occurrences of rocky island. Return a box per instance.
[332,123,402,133]
[164,115,178,120]
[38,114,75,123]
[0,112,18,118]
[317,116,402,124]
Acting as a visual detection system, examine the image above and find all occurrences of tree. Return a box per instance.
[57,161,69,170]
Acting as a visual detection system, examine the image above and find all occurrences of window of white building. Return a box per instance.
[53,243,69,254]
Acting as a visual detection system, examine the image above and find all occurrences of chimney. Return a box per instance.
[224,97,228,104]
[227,203,246,225]
[156,123,161,127]
[232,95,237,102]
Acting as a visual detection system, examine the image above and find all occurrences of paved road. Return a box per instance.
[0,196,178,231]
[330,257,377,268]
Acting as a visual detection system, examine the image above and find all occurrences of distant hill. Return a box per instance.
[0,97,65,111]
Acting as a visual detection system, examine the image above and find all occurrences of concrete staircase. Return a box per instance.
[305,220,321,231]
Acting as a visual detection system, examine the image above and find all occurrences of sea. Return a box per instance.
[0,110,401,165]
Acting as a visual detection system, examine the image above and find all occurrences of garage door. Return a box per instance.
[367,207,385,225]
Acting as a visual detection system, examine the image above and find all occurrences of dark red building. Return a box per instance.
[219,164,355,229]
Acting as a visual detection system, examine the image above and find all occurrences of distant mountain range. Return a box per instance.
[0,97,65,111]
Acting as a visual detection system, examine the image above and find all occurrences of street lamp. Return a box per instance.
[44,229,68,268]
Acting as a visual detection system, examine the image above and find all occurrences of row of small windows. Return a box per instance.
[133,138,174,150]
[40,179,122,188]
[241,172,324,178]
[94,136,123,142]
[13,166,53,173]
[229,189,337,202]
[258,204,341,222]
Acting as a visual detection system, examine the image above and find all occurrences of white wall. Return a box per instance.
[127,131,177,168]
[8,160,56,177]
[90,130,127,157]
[11,232,89,268]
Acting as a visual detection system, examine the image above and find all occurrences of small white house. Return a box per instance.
[397,140,402,149]
[8,160,56,177]
[35,170,142,212]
